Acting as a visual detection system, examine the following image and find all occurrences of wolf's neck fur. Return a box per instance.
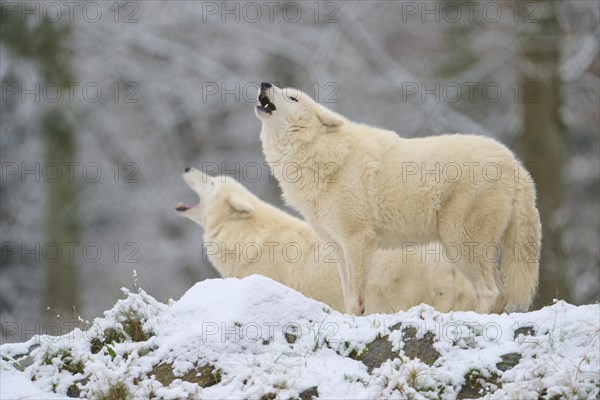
[202,202,323,283]
[260,124,351,217]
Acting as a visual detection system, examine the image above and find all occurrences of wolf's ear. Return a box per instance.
[227,194,255,217]
[316,106,344,133]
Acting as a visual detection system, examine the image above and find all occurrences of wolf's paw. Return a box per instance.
[492,291,508,314]
[347,300,366,316]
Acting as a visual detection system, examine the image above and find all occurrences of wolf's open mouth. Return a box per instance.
[257,93,276,114]
[175,201,197,212]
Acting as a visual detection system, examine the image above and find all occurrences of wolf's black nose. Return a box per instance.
[184,166,191,173]
[261,82,272,90]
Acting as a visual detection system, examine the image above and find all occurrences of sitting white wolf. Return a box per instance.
[176,167,478,313]
[255,82,541,315]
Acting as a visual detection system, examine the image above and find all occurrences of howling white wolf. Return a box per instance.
[175,167,478,313]
[255,82,540,315]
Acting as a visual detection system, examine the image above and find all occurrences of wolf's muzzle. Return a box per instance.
[257,83,276,114]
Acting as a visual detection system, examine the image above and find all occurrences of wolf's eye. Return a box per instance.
[289,96,298,102]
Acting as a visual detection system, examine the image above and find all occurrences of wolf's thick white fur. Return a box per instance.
[177,168,478,313]
[256,84,541,315]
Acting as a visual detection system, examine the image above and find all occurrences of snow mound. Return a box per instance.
[1,275,599,399]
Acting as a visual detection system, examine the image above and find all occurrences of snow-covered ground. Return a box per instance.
[1,275,598,399]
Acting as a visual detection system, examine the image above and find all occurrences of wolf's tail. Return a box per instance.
[501,168,541,312]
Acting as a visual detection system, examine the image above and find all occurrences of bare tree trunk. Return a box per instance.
[518,0,571,308]
[1,13,80,316]
[44,109,79,316]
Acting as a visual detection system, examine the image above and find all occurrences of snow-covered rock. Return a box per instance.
[1,276,599,399]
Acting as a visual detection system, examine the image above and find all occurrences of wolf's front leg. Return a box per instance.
[333,245,349,308]
[342,233,376,315]
[309,223,350,307]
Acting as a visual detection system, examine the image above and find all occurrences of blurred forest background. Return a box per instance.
[1,0,598,343]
